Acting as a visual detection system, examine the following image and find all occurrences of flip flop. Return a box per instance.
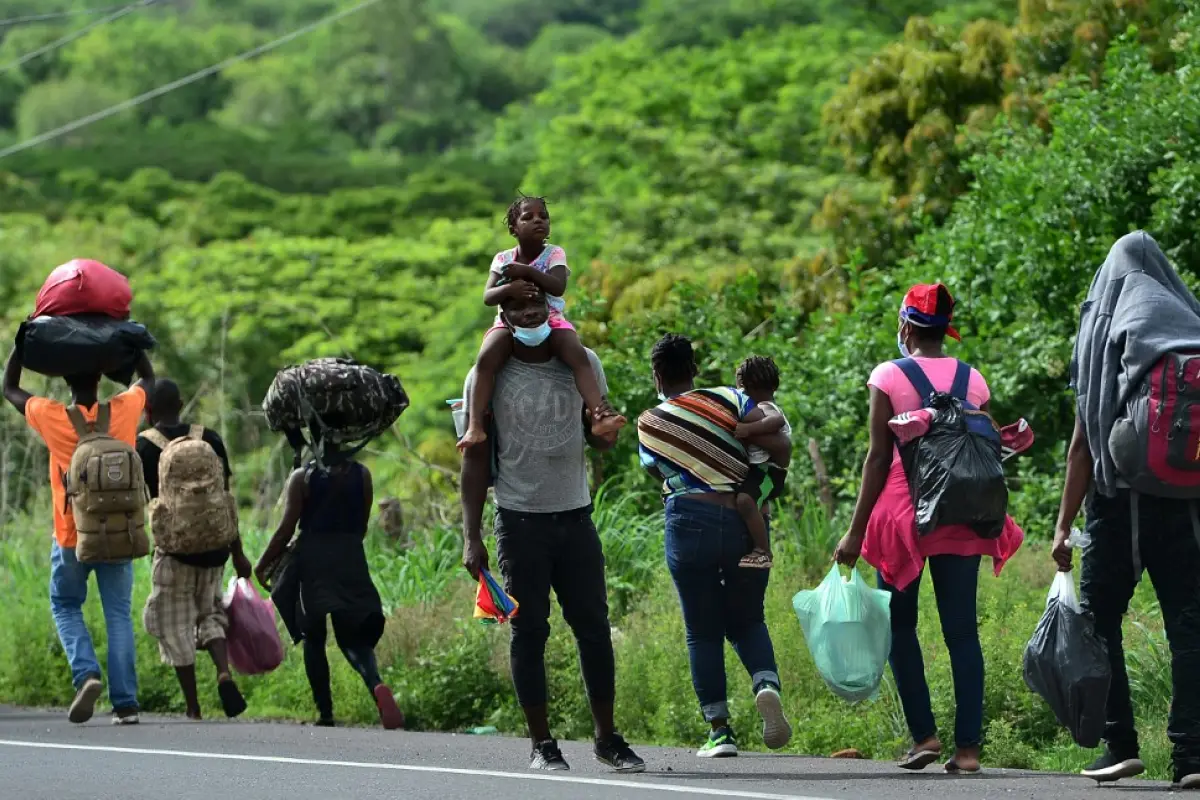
[898,749,941,770]
[944,758,982,775]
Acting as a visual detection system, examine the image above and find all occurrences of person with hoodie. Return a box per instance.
[1054,231,1200,789]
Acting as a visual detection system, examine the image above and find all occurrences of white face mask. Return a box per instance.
[512,320,552,348]
[897,320,912,358]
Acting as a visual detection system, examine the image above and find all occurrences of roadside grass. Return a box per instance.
[0,490,1176,780]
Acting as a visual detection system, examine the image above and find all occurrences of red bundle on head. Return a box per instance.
[34,259,132,319]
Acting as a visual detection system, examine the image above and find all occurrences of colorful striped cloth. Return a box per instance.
[637,388,755,499]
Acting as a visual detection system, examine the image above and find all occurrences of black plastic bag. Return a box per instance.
[1023,573,1111,748]
[17,314,156,386]
[900,394,1008,537]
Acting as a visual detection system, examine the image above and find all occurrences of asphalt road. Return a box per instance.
[0,707,1177,799]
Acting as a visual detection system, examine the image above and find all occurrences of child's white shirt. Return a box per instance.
[747,401,791,465]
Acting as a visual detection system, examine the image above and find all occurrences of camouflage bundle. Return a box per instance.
[262,357,409,465]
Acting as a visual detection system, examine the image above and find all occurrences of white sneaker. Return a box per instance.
[755,686,792,750]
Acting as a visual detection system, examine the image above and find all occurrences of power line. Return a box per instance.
[0,0,382,161]
[0,5,133,28]
[0,0,163,76]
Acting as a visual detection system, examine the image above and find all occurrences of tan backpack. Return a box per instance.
[143,427,238,555]
[65,405,150,563]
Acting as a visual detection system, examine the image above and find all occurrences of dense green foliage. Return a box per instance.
[1,0,1199,772]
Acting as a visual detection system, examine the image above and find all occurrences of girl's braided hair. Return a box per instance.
[506,193,549,236]
[736,355,780,393]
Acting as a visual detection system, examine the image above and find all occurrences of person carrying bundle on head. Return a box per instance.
[255,358,409,730]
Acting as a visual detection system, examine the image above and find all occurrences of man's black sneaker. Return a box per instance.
[1173,773,1200,790]
[1081,750,1145,783]
[530,739,570,771]
[594,733,646,773]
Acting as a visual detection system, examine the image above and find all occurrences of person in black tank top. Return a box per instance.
[255,444,403,730]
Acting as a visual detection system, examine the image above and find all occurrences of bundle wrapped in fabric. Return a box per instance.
[263,357,409,463]
[35,259,133,319]
[17,314,156,385]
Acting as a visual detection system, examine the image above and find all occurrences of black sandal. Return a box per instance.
[898,748,941,771]
[944,758,982,775]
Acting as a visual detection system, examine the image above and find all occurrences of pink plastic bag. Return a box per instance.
[223,578,285,676]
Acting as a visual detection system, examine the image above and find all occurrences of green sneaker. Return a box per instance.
[697,726,738,758]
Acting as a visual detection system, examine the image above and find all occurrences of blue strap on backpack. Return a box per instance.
[892,358,972,407]
[892,358,998,441]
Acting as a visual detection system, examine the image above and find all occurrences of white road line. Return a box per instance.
[0,739,834,800]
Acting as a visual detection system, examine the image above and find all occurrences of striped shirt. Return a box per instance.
[637,388,756,498]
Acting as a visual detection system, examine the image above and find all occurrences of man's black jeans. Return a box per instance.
[494,506,615,709]
[1081,490,1200,780]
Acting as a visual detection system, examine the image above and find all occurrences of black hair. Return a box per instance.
[149,378,182,415]
[907,321,945,340]
[906,322,949,343]
[64,373,101,394]
[651,334,697,384]
[506,194,549,236]
[736,356,780,393]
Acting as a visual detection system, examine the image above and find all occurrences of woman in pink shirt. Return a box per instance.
[835,283,1024,775]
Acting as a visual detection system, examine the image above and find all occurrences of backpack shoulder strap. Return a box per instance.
[187,425,205,441]
[950,360,972,403]
[141,428,170,449]
[95,404,111,434]
[892,358,938,406]
[64,406,91,438]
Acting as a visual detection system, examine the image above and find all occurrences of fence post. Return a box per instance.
[808,437,834,519]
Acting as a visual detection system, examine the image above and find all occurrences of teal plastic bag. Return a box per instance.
[792,565,893,702]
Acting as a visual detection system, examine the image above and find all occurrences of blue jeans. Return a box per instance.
[49,542,138,711]
[879,555,983,748]
[665,497,780,722]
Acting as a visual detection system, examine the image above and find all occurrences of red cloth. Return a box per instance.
[861,460,1025,592]
[34,259,132,319]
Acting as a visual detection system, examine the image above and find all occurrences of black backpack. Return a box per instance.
[894,358,1007,538]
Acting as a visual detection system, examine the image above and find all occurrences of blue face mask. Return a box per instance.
[512,320,552,348]
[897,331,911,359]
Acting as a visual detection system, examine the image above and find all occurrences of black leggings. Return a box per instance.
[303,613,382,718]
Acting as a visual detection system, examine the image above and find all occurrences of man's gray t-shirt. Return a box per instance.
[463,349,607,514]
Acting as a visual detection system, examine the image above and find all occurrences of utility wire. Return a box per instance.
[0,0,164,76]
[0,0,382,161]
[0,4,133,28]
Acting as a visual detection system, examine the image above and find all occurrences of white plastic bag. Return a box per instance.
[1047,570,1081,612]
